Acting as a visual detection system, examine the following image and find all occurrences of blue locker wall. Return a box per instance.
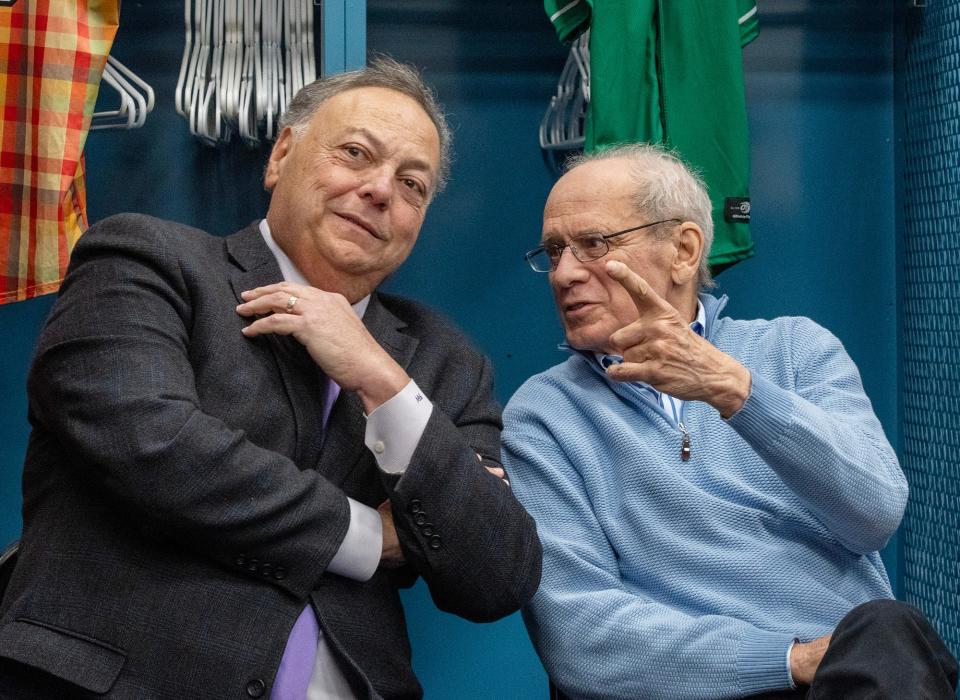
[897,0,960,665]
[0,1,899,698]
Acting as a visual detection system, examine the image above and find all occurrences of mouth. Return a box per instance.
[562,301,598,317]
[337,213,384,241]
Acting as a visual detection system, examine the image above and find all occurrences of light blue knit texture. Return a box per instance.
[503,294,908,700]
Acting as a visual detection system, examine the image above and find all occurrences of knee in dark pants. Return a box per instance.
[845,599,924,631]
[810,599,958,700]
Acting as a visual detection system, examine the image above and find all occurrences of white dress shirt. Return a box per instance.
[259,220,433,699]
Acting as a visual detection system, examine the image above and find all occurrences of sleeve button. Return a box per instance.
[273,567,288,580]
[414,512,427,525]
[409,499,423,514]
[428,536,442,551]
[246,678,266,697]
[421,524,435,537]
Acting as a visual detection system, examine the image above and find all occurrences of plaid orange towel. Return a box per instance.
[0,0,119,304]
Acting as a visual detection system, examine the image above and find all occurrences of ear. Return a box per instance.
[671,221,704,286]
[264,126,295,191]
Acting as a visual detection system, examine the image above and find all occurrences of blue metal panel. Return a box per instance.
[899,0,960,662]
[322,0,366,75]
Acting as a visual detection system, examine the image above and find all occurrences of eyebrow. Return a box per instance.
[540,229,606,245]
[348,127,437,177]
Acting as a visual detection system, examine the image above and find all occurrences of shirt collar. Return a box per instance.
[259,219,371,319]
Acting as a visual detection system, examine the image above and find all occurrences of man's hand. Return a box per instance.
[603,260,751,418]
[236,282,409,412]
[790,633,831,686]
[479,453,510,486]
[378,500,406,568]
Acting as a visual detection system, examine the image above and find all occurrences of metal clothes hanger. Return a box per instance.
[176,0,319,146]
[91,56,155,130]
[540,30,590,155]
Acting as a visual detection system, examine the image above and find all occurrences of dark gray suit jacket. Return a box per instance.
[0,214,541,699]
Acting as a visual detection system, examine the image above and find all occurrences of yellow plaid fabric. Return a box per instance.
[0,0,118,304]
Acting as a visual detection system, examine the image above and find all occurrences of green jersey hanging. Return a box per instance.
[544,0,759,269]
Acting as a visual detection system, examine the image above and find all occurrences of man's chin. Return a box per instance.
[563,329,607,355]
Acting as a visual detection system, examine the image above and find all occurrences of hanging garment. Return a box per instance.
[0,0,119,304]
[544,0,759,270]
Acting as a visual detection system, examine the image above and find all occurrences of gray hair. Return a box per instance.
[565,144,715,289]
[279,55,452,194]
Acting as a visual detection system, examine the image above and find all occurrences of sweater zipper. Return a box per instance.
[678,421,691,461]
[678,397,691,461]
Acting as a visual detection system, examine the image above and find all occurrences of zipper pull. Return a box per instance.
[679,421,691,462]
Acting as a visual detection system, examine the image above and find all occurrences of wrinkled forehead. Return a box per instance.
[310,87,440,158]
[543,161,637,231]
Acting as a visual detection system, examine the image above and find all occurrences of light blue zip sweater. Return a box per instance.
[503,294,908,700]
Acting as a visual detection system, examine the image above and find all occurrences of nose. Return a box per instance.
[357,166,394,209]
[550,246,590,287]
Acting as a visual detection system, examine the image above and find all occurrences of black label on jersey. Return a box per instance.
[0,1,18,6]
[724,197,751,223]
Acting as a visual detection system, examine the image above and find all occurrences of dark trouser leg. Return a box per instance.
[809,599,958,700]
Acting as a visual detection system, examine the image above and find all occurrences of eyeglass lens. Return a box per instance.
[531,234,608,271]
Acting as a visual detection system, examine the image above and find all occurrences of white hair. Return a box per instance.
[565,143,715,288]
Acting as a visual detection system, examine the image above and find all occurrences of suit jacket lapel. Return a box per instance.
[226,223,325,468]
[317,294,420,501]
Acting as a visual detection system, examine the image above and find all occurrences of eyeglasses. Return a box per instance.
[524,219,681,272]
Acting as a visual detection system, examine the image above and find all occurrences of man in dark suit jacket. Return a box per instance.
[0,57,541,699]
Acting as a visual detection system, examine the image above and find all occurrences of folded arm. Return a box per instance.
[599,265,906,554]
[725,319,907,554]
[235,280,542,619]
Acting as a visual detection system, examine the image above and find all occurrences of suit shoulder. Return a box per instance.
[76,214,217,257]
[376,293,477,349]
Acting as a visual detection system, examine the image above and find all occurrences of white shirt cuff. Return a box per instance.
[786,639,797,689]
[325,497,382,582]
[364,379,433,474]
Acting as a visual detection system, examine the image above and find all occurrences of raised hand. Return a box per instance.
[236,282,409,412]
[603,260,751,418]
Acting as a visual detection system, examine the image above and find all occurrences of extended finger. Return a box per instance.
[608,322,647,354]
[605,360,653,384]
[240,313,301,337]
[604,260,673,315]
[239,281,308,302]
[236,290,304,317]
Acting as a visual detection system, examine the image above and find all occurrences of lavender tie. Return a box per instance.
[270,376,341,700]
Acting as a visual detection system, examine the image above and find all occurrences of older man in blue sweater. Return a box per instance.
[504,144,957,699]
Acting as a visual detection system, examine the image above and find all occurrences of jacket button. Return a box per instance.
[246,679,266,697]
[248,558,260,573]
[421,524,435,536]
[273,567,288,580]
[261,563,274,578]
[409,499,422,514]
[429,536,442,551]
[414,512,427,526]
